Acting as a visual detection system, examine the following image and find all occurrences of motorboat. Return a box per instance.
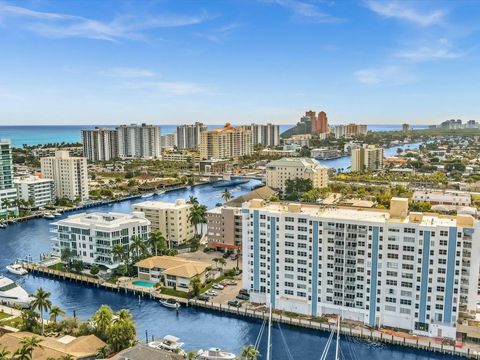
[0,222,7,229]
[43,213,55,219]
[160,298,180,309]
[196,348,236,359]
[148,335,184,352]
[156,190,165,195]
[6,263,28,276]
[53,212,62,217]
[0,276,33,308]
[141,193,154,198]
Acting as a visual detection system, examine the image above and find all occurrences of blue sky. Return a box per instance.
[0,0,479,125]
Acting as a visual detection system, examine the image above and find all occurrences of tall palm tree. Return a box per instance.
[187,196,199,205]
[93,305,113,339]
[218,258,227,272]
[241,345,260,360]
[0,347,10,360]
[130,235,148,260]
[221,189,232,202]
[31,288,52,336]
[190,276,202,297]
[188,204,207,236]
[148,230,167,255]
[49,305,65,323]
[14,336,43,360]
[112,244,126,264]
[116,309,132,322]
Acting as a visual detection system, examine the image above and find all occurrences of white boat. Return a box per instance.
[196,348,236,360]
[160,298,180,309]
[0,223,7,229]
[156,190,165,195]
[43,213,55,219]
[6,263,28,276]
[141,193,154,198]
[148,335,184,352]
[53,212,62,217]
[0,276,33,308]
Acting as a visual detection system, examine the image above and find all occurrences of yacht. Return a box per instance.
[5,263,28,276]
[53,212,62,217]
[0,276,33,308]
[141,193,154,198]
[160,298,180,309]
[0,222,7,229]
[148,335,184,353]
[43,213,55,219]
[156,190,166,195]
[196,348,236,360]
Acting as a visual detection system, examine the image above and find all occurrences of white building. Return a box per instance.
[116,124,161,159]
[0,139,18,216]
[81,128,118,162]
[242,198,480,339]
[266,157,328,192]
[176,122,207,150]
[51,212,151,268]
[413,191,471,207]
[351,145,384,172]
[14,176,55,209]
[240,123,280,147]
[160,133,177,151]
[40,150,89,202]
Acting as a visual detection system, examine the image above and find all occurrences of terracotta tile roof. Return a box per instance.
[135,256,210,279]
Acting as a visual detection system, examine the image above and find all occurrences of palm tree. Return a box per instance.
[129,235,147,260]
[241,345,260,360]
[57,355,74,360]
[188,204,207,236]
[186,351,197,360]
[190,276,202,297]
[112,244,126,264]
[0,347,10,360]
[14,335,42,360]
[49,305,65,323]
[217,258,227,272]
[93,305,113,339]
[148,230,167,255]
[31,288,52,335]
[221,189,232,202]
[212,257,221,269]
[187,196,199,205]
[116,309,132,322]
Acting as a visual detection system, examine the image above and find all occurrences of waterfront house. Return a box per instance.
[0,332,105,360]
[135,256,210,292]
[109,344,184,360]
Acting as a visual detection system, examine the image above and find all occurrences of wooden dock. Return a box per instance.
[23,263,479,359]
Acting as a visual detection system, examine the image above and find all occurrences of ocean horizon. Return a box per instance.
[0,124,428,147]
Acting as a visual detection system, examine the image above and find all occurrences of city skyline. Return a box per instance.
[0,0,479,125]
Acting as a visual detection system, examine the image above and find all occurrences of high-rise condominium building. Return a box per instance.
[176,122,207,150]
[51,212,150,268]
[333,124,368,138]
[14,176,55,209]
[133,199,195,247]
[0,139,18,216]
[266,157,328,192]
[240,124,280,147]
[81,127,118,162]
[351,145,384,172]
[311,111,328,134]
[242,197,480,339]
[160,133,177,151]
[116,124,161,159]
[40,150,89,201]
[199,123,253,160]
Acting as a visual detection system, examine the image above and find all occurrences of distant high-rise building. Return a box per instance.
[176,122,207,150]
[116,124,161,159]
[240,123,279,147]
[0,139,18,216]
[81,127,118,162]
[402,123,409,132]
[334,124,368,138]
[160,133,177,151]
[40,150,89,201]
[199,123,253,160]
[351,145,384,172]
[311,111,328,134]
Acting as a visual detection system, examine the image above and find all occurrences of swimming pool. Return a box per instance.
[132,280,155,288]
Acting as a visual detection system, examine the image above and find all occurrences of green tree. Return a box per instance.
[93,305,113,340]
[31,288,52,336]
[90,265,100,276]
[13,335,42,360]
[112,244,126,264]
[221,189,232,202]
[148,230,167,256]
[107,312,136,353]
[20,309,39,332]
[188,196,199,205]
[284,178,313,201]
[188,203,207,236]
[0,346,10,360]
[129,235,147,260]
[190,276,202,297]
[49,305,65,323]
[241,345,260,360]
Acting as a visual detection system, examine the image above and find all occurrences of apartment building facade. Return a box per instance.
[199,123,253,160]
[242,198,480,338]
[133,199,194,247]
[51,212,151,268]
[413,191,471,207]
[176,122,207,150]
[266,157,328,192]
[116,124,161,159]
[206,206,242,246]
[14,176,55,209]
[240,123,280,147]
[351,145,384,172]
[0,139,18,216]
[81,127,118,162]
[334,124,368,138]
[40,150,89,201]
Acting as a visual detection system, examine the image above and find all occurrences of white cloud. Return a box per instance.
[102,67,157,78]
[266,0,341,23]
[195,22,240,43]
[395,46,462,62]
[118,80,208,96]
[354,66,416,86]
[364,0,445,27]
[0,3,212,41]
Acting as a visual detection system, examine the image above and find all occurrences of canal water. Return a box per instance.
[0,180,459,359]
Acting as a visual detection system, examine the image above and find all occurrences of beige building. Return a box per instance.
[199,123,253,160]
[333,123,368,138]
[206,206,242,247]
[40,150,89,201]
[133,199,194,247]
[135,256,210,292]
[351,145,384,172]
[266,157,328,192]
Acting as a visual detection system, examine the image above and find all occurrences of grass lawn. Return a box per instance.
[0,316,22,329]
[48,263,66,271]
[0,311,11,321]
[158,287,190,299]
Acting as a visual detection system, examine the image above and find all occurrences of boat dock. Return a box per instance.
[21,262,479,359]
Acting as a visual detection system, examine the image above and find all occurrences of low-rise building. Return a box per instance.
[259,149,298,157]
[266,157,328,192]
[32,146,83,158]
[51,212,151,268]
[311,148,341,160]
[198,159,231,174]
[413,191,471,206]
[206,206,243,247]
[283,134,312,148]
[135,256,210,292]
[242,197,480,339]
[14,175,55,208]
[133,200,194,247]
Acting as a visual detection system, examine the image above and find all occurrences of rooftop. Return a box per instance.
[55,212,149,228]
[110,344,184,360]
[267,157,326,169]
[133,199,191,210]
[135,256,210,279]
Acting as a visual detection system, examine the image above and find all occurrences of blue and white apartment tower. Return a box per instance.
[242,197,480,339]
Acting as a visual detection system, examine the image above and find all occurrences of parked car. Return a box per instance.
[225,280,237,286]
[206,290,218,296]
[197,294,210,301]
[236,293,249,300]
[235,269,242,276]
[228,300,242,308]
[230,254,239,260]
[239,289,249,295]
[223,251,232,259]
[212,284,224,290]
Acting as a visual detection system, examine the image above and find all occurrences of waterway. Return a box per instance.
[0,180,459,359]
[321,142,424,171]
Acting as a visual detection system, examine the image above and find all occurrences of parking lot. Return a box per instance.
[177,248,242,270]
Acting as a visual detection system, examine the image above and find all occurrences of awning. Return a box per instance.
[207,242,241,250]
